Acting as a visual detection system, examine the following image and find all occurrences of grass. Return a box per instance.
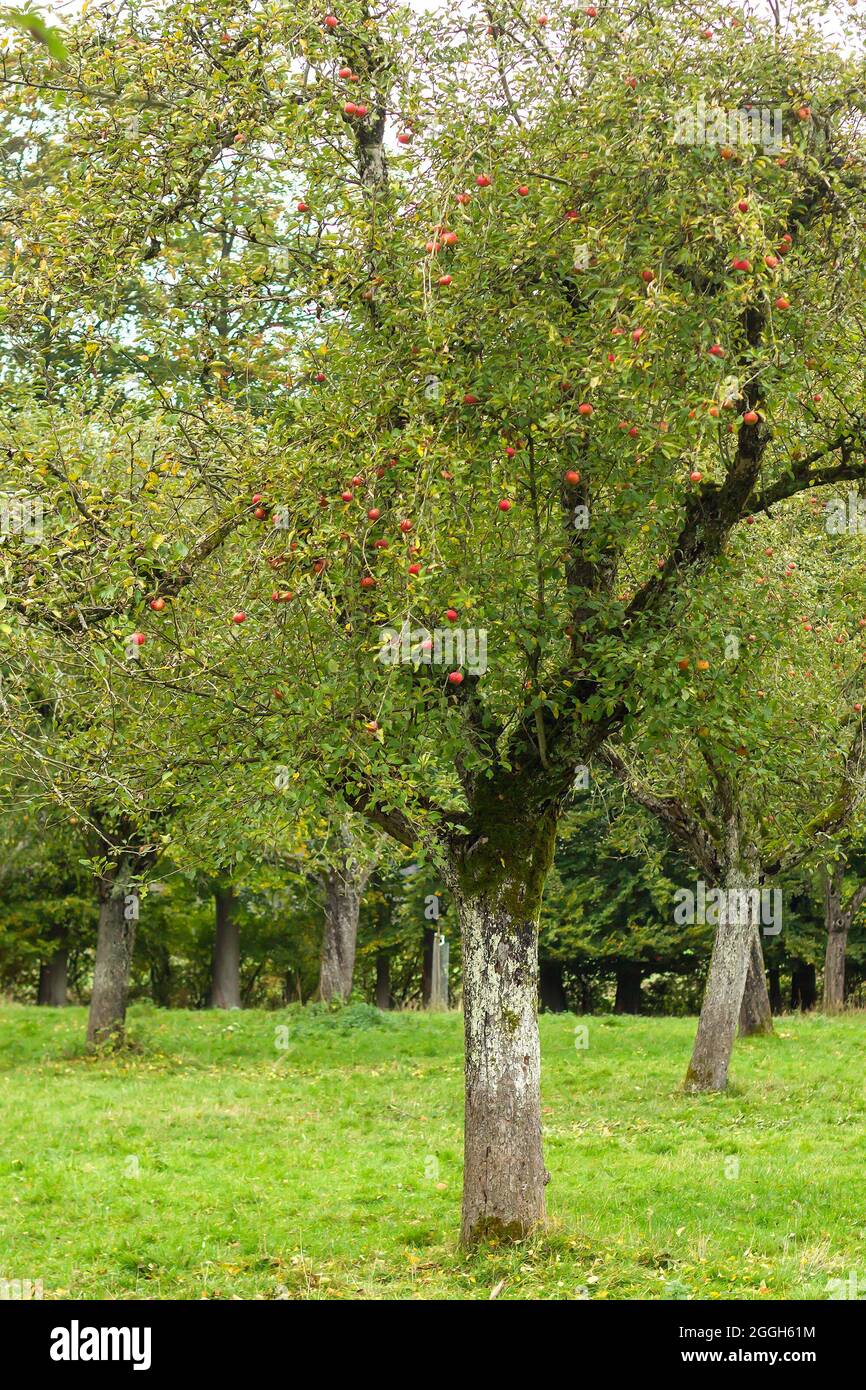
[1,1001,864,1300]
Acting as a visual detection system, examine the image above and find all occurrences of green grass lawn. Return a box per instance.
[1,1002,865,1300]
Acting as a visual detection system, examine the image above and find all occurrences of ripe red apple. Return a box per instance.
[505,445,516,458]
[578,402,593,416]
[564,470,581,485]
[341,490,353,501]
[690,470,703,482]
[737,200,749,213]
[437,274,452,286]
[625,76,637,89]
[232,612,246,624]
[476,174,491,187]
[677,658,689,671]
[463,392,479,405]
[448,671,464,685]
[446,608,458,621]
[764,254,779,269]
[743,410,759,424]
[343,102,357,115]
[585,4,598,14]
[360,576,375,589]
[708,344,725,357]
[537,14,548,24]
[339,66,352,78]
[397,131,412,144]
[628,426,639,437]
[150,597,165,612]
[254,506,268,519]
[456,192,472,205]
[408,563,421,575]
[365,720,379,732]
[641,269,654,283]
[498,499,512,511]
[632,327,645,344]
[797,105,811,120]
[324,14,338,28]
[314,371,327,383]
[441,231,458,246]
[517,185,529,196]
[775,296,790,310]
[855,704,863,713]
[367,507,381,521]
[131,631,146,646]
[355,104,368,118]
[373,539,388,550]
[731,257,751,272]
[399,519,413,533]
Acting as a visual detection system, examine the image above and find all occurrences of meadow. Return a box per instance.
[1,1004,864,1301]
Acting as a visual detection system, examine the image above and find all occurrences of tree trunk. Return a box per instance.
[821,863,866,1013]
[738,928,774,1036]
[421,924,435,1006]
[614,960,643,1014]
[149,942,172,1008]
[375,952,391,1010]
[684,843,760,1093]
[791,960,817,1011]
[318,831,371,1002]
[37,944,68,1006]
[538,959,567,1013]
[824,929,847,1012]
[768,966,782,1013]
[210,885,241,1009]
[452,803,557,1245]
[87,856,137,1047]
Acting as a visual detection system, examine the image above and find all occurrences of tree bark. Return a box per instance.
[421,924,435,1006]
[87,856,137,1047]
[684,836,760,1093]
[738,927,774,1036]
[538,959,567,1013]
[318,829,372,1002]
[37,944,68,1006]
[375,952,391,1010]
[614,960,643,1014]
[210,884,241,1009]
[451,803,556,1245]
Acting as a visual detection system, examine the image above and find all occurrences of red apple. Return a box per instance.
[338,66,352,78]
[448,671,464,685]
[343,102,357,115]
[397,131,412,144]
[232,612,246,624]
[360,576,375,589]
[408,563,421,575]
[690,470,703,482]
[476,174,491,187]
[517,185,529,196]
[737,200,749,213]
[456,192,472,205]
[708,344,725,357]
[399,519,413,533]
[324,14,338,28]
[297,200,309,213]
[341,490,353,501]
[498,498,512,511]
[463,392,479,404]
[131,631,146,646]
[150,597,165,612]
[564,470,581,485]
[445,608,458,621]
[743,410,759,424]
[437,274,452,286]
[775,296,790,310]
[367,507,381,521]
[641,269,654,283]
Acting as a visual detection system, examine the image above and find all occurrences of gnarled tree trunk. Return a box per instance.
[451,798,557,1245]
[738,927,773,1036]
[88,855,137,1047]
[210,884,241,1009]
[822,863,866,1013]
[684,825,760,1092]
[37,939,68,1006]
[318,829,372,1002]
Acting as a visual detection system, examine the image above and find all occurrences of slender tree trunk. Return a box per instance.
[318,830,372,1002]
[614,960,643,1014]
[685,838,760,1093]
[768,966,782,1013]
[210,885,241,1009]
[375,953,391,1010]
[149,942,172,1008]
[451,804,557,1245]
[37,943,68,1006]
[738,927,774,1036]
[539,959,567,1013]
[821,863,866,1013]
[87,856,137,1047]
[791,961,817,1011]
[421,925,435,1006]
